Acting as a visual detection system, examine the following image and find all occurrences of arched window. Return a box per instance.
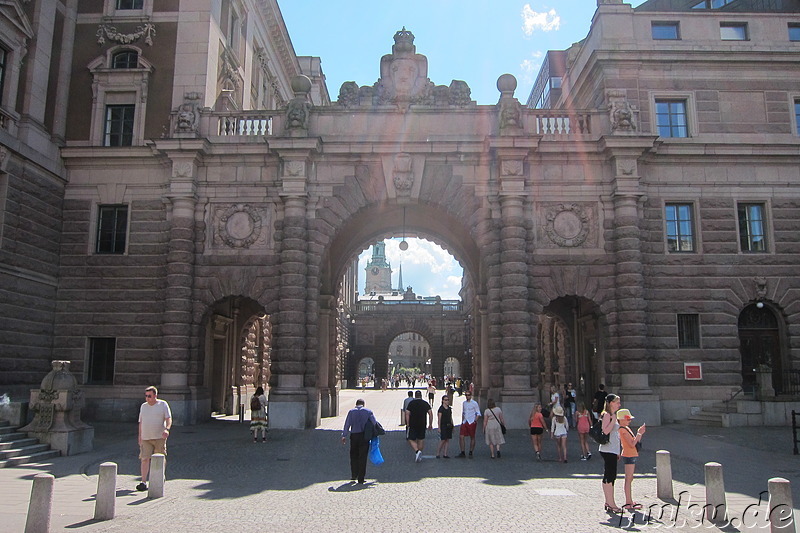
[112,50,138,69]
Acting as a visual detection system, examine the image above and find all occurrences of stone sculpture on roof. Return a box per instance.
[336,28,473,109]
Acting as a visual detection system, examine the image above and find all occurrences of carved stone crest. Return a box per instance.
[754,276,768,300]
[216,204,263,249]
[501,160,524,177]
[607,89,637,133]
[175,92,202,133]
[393,153,414,194]
[544,203,591,247]
[284,161,305,177]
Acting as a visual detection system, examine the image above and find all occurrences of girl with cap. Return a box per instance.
[550,405,569,463]
[618,408,646,511]
[599,393,622,513]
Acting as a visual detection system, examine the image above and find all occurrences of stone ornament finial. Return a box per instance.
[496,74,523,135]
[20,360,93,455]
[285,75,312,134]
[607,89,637,133]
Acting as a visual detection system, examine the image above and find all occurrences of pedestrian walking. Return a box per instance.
[592,384,607,421]
[575,402,592,460]
[483,398,506,458]
[249,386,268,442]
[564,382,576,427]
[436,396,454,458]
[341,398,378,484]
[618,408,646,512]
[599,393,622,513]
[137,386,172,492]
[456,390,481,458]
[405,390,433,462]
[529,402,547,460]
[550,405,569,463]
[400,390,414,426]
[427,381,436,404]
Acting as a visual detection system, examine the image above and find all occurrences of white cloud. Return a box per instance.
[521,5,560,36]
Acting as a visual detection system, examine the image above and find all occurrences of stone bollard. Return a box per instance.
[148,453,165,499]
[25,473,54,533]
[704,462,726,524]
[94,462,117,520]
[768,477,796,533]
[656,450,674,500]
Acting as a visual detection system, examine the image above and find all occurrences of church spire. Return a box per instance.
[397,263,403,291]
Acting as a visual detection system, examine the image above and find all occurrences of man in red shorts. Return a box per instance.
[456,391,481,458]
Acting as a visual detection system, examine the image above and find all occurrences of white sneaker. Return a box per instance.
[415,450,422,462]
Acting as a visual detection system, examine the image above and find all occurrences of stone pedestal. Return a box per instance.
[500,376,536,430]
[0,397,28,426]
[268,374,309,429]
[756,367,775,400]
[617,373,662,426]
[20,361,93,456]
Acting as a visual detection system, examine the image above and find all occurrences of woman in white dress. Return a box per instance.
[483,398,506,458]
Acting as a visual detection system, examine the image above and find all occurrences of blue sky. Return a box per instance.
[280,1,648,299]
[280,0,647,105]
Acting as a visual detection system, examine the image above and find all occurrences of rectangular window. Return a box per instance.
[795,99,800,134]
[88,338,116,384]
[104,104,135,146]
[0,47,6,104]
[677,314,700,348]
[116,0,143,9]
[96,204,128,254]
[720,23,748,41]
[738,203,768,253]
[790,24,800,42]
[665,203,695,252]
[655,100,688,137]
[652,22,680,40]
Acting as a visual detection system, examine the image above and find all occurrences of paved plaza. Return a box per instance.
[1,389,799,532]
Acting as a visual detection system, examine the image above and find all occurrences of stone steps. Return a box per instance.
[0,421,60,468]
[686,401,737,426]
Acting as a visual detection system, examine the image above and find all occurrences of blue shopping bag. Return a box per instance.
[368,437,384,465]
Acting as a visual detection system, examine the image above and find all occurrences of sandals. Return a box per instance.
[623,502,643,511]
[604,504,623,514]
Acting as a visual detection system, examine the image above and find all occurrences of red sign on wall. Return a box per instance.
[684,363,703,381]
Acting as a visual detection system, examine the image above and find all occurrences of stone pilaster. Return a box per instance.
[161,159,198,423]
[267,140,319,428]
[602,136,662,424]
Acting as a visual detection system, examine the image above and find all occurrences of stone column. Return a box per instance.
[268,136,320,428]
[603,137,661,425]
[161,159,198,423]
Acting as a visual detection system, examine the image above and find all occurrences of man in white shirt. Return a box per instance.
[456,391,481,458]
[137,386,172,492]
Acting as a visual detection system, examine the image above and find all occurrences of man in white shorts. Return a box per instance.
[137,386,172,491]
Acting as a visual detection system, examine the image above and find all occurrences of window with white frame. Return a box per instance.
[655,99,689,137]
[789,23,800,42]
[88,47,153,146]
[737,203,768,253]
[665,203,696,252]
[720,23,748,41]
[104,0,152,17]
[652,22,680,40]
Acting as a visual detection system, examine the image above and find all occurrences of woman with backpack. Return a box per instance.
[599,394,622,513]
[250,386,268,442]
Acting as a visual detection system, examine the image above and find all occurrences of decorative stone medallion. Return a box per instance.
[545,203,590,247]
[217,204,262,249]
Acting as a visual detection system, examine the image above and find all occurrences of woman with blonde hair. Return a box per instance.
[529,402,547,460]
[599,394,622,513]
[550,405,569,463]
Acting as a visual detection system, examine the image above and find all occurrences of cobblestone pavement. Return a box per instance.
[1,389,798,532]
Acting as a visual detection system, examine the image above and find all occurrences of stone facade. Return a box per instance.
[0,1,798,428]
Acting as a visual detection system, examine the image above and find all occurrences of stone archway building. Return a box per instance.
[2,1,799,428]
